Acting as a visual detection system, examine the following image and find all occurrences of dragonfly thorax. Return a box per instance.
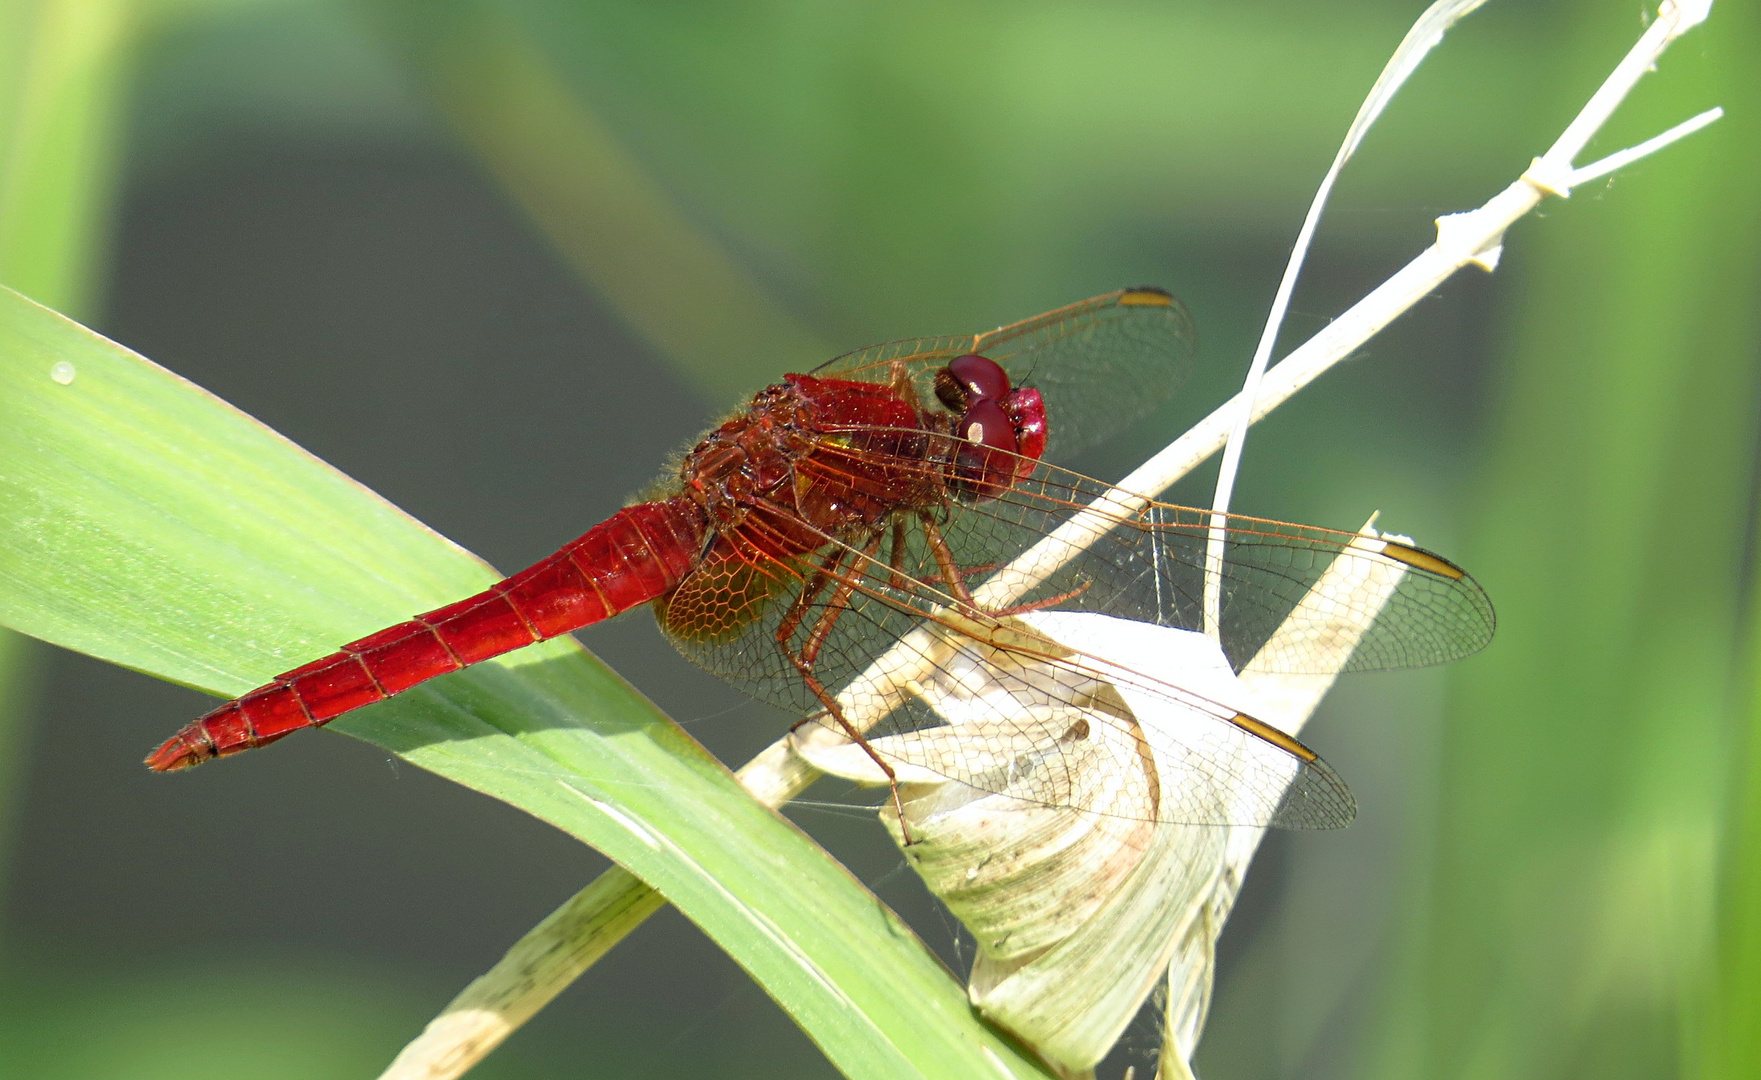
[679,373,936,540]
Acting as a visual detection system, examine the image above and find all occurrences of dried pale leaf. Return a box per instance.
[959,620,1253,1069]
[1157,526,1406,1077]
[886,703,1159,961]
[807,524,1402,1073]
[886,781,1155,962]
[803,625,1160,962]
[969,814,1224,1072]
[811,614,1256,1069]
[1022,613,1297,830]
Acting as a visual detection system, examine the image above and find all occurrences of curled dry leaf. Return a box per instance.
[797,523,1406,1073]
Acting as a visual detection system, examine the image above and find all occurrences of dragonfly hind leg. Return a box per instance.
[775,534,918,843]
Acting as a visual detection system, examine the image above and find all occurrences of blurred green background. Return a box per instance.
[0,1,1755,1078]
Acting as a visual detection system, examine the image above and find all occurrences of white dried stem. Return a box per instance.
[378,870,664,1080]
[1524,0,1711,197]
[379,4,1722,1077]
[1203,0,1493,641]
[1561,106,1723,190]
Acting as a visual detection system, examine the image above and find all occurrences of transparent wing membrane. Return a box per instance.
[661,439,1492,830]
[813,288,1198,459]
[950,460,1494,675]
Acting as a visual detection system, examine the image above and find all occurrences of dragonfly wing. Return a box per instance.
[659,515,934,719]
[945,458,1496,674]
[659,440,1487,830]
[1003,612,1356,829]
[813,288,1197,459]
[790,601,1356,829]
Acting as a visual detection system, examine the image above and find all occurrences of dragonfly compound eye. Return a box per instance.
[953,398,1020,500]
[935,353,1011,412]
[959,399,1019,455]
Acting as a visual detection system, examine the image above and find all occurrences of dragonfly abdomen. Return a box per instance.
[145,497,706,771]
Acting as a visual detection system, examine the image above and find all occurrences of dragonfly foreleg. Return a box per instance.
[915,511,982,614]
[913,512,1081,617]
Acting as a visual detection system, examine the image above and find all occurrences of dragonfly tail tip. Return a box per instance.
[143,729,213,772]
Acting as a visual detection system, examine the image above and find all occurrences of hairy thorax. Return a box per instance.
[678,374,950,550]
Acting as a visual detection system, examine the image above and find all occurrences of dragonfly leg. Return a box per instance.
[774,534,917,843]
[915,512,981,613]
[791,534,883,671]
[775,545,845,648]
[915,513,1077,614]
[794,666,915,845]
[883,521,1006,592]
[885,518,909,592]
[914,558,1008,588]
[887,359,920,410]
[991,577,1094,618]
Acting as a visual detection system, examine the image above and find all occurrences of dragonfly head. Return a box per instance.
[938,354,1047,501]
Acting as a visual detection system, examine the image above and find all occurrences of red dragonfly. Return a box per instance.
[146,288,1493,829]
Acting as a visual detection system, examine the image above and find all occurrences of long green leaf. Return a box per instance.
[0,286,1051,1080]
